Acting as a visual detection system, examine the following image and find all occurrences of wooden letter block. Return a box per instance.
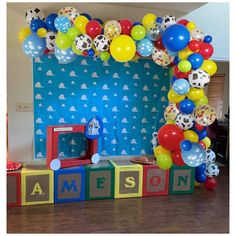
[142,164,169,196]
[110,160,143,199]
[85,160,114,200]
[21,165,54,206]
[7,170,21,207]
[54,166,85,203]
[169,165,195,195]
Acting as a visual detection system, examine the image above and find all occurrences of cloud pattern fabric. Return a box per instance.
[33,54,169,159]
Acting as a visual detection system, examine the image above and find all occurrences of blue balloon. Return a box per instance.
[187,53,203,70]
[172,78,190,95]
[204,35,212,44]
[156,17,163,23]
[171,76,178,85]
[30,19,48,33]
[55,46,77,64]
[54,16,71,33]
[180,140,192,151]
[88,48,95,57]
[178,99,195,114]
[46,13,58,32]
[195,173,207,183]
[162,24,190,52]
[80,13,92,20]
[133,21,142,26]
[22,33,46,58]
[137,38,154,57]
[174,56,180,65]
[198,129,208,140]
[195,163,206,175]
[94,18,103,25]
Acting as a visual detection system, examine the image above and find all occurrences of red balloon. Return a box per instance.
[154,37,165,50]
[44,48,50,54]
[174,65,191,78]
[172,150,185,166]
[198,43,214,59]
[120,19,133,36]
[198,140,206,150]
[82,51,88,56]
[157,124,184,152]
[85,20,102,39]
[169,62,175,67]
[177,19,189,26]
[205,177,217,190]
[188,40,202,52]
[195,123,204,131]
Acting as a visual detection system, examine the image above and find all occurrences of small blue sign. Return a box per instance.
[85,116,103,140]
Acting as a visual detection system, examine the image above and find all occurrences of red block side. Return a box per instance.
[7,171,21,207]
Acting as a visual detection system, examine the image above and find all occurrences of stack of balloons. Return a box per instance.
[18,7,219,190]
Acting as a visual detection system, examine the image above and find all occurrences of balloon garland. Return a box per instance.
[18,7,219,190]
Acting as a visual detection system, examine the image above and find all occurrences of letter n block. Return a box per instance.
[142,164,169,196]
[169,165,195,194]
[85,160,114,200]
[21,165,54,206]
[110,160,143,199]
[7,170,21,207]
[54,166,85,203]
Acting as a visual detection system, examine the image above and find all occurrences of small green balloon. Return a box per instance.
[72,42,82,55]
[178,60,192,73]
[100,51,110,61]
[67,27,80,40]
[169,67,174,77]
[195,95,209,106]
[131,25,146,41]
[156,153,173,170]
[55,33,72,50]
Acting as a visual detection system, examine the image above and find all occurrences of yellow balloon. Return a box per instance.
[154,145,171,158]
[187,87,204,102]
[168,89,185,103]
[200,60,218,76]
[178,47,193,60]
[202,136,211,149]
[194,180,201,187]
[186,21,196,31]
[165,120,175,125]
[110,35,136,62]
[18,27,31,43]
[74,15,89,34]
[195,95,208,106]
[142,13,156,29]
[37,28,47,38]
[184,130,199,142]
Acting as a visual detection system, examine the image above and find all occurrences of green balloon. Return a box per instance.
[169,67,174,77]
[195,95,209,106]
[72,42,82,55]
[100,51,110,61]
[131,25,146,41]
[156,153,172,170]
[178,60,192,73]
[67,27,80,40]
[55,33,72,50]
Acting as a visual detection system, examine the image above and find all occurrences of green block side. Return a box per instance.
[85,161,115,200]
[169,164,195,195]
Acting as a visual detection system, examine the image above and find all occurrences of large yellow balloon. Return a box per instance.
[74,15,89,34]
[154,145,171,158]
[195,95,208,106]
[187,87,204,102]
[18,27,31,43]
[142,13,156,29]
[200,60,217,76]
[110,35,136,62]
[168,89,185,103]
[202,136,211,149]
[178,47,193,60]
[184,130,199,142]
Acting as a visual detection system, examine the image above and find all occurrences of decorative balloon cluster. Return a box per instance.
[19,7,219,190]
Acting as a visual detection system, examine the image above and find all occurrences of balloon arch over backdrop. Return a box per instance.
[18,7,219,190]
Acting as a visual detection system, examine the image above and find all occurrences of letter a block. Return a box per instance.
[110,160,143,199]
[169,165,195,194]
[54,166,85,203]
[21,165,54,206]
[85,161,114,200]
[7,170,21,207]
[142,164,169,196]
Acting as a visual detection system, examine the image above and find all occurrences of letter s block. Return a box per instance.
[110,160,143,199]
[54,166,85,203]
[21,165,54,206]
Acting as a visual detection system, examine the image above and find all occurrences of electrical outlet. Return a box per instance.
[16,103,33,112]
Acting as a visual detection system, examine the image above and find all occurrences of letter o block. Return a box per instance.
[110,160,143,199]
[54,166,85,203]
[21,165,54,206]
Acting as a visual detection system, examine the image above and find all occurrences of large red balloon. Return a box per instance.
[154,37,165,50]
[85,20,102,39]
[188,40,202,52]
[205,177,217,190]
[174,65,191,78]
[171,150,185,166]
[198,43,214,59]
[120,19,133,36]
[157,124,184,152]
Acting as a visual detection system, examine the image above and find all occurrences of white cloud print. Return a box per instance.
[36,129,43,135]
[124,62,130,67]
[37,67,42,71]
[112,107,118,112]
[143,96,149,102]
[144,62,151,68]
[36,118,43,123]
[61,68,65,72]
[102,84,109,90]
[48,80,53,84]
[161,86,167,91]
[103,128,108,134]
[59,118,66,123]
[159,118,165,123]
[36,152,44,158]
[151,107,157,112]
[143,85,149,91]
[34,57,43,63]
[35,82,43,88]
[121,150,127,155]
[91,107,98,112]
[133,74,140,79]
[81,118,87,123]
[58,83,66,89]
[122,96,129,101]
[103,61,110,67]
[111,139,118,144]
[140,149,146,155]
[132,107,139,112]
[121,128,128,134]
[81,95,88,100]
[122,118,128,123]
[46,70,55,76]
[92,72,99,78]
[58,94,66,100]
[69,71,77,77]
[101,150,108,156]
[112,73,119,78]
[81,83,88,89]
[102,95,109,101]
[102,118,108,123]
[105,70,109,74]
[35,94,43,100]
[153,74,160,80]
[131,139,137,144]
[69,106,76,112]
[123,85,129,90]
[141,128,147,133]
[81,59,88,65]
[161,96,167,102]
[142,118,148,123]
[84,69,88,73]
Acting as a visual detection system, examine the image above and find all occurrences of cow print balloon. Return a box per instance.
[205,149,216,164]
[205,163,219,177]
[25,8,45,25]
[93,34,110,52]
[74,34,92,51]
[161,15,176,29]
[175,113,194,130]
[188,69,210,88]
[46,32,56,51]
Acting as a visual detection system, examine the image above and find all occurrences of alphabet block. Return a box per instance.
[7,170,21,207]
[85,160,114,200]
[142,164,169,196]
[169,164,195,194]
[54,166,85,203]
[21,165,54,206]
[110,160,143,199]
